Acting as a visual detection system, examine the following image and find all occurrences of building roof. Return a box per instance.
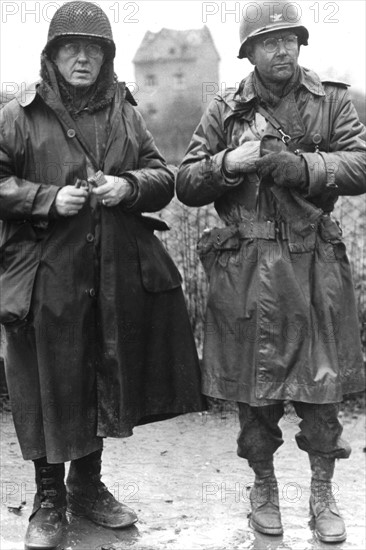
[133,26,220,64]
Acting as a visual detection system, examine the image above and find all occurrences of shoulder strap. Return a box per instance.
[256,103,291,145]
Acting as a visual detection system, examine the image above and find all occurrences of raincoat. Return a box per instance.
[0,81,204,462]
[177,67,366,406]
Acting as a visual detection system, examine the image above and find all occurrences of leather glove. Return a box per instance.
[255,151,308,189]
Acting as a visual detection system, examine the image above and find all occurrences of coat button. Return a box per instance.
[86,233,94,243]
[67,129,76,138]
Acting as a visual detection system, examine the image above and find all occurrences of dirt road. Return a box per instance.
[1,406,365,550]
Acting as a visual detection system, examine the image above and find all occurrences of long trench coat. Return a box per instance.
[177,67,366,406]
[0,81,204,463]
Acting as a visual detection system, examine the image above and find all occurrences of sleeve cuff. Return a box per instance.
[119,173,139,209]
[32,184,61,222]
[302,152,339,196]
[221,149,242,185]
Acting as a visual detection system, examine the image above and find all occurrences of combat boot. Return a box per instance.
[309,454,346,543]
[249,459,283,536]
[24,458,67,550]
[66,449,138,528]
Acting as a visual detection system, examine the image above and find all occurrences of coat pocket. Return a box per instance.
[134,218,182,293]
[318,214,346,262]
[0,222,41,323]
[197,226,240,276]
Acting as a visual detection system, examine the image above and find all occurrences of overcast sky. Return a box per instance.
[1,0,365,98]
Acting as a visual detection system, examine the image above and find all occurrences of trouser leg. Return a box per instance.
[237,402,284,462]
[237,403,284,536]
[293,402,351,459]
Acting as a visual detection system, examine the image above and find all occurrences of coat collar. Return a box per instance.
[218,66,327,123]
[15,80,137,108]
[236,66,327,102]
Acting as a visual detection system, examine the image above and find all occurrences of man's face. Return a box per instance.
[247,30,300,84]
[53,39,104,88]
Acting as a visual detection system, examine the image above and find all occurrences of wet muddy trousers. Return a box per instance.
[237,402,351,461]
[237,403,349,541]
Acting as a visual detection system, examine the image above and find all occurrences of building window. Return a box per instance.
[173,73,185,89]
[145,74,157,88]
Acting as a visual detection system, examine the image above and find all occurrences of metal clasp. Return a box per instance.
[278,129,291,145]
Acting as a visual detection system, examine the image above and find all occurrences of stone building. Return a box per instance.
[133,26,220,163]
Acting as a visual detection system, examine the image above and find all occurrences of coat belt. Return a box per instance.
[213,220,289,246]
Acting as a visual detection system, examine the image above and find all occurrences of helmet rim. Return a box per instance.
[44,33,116,60]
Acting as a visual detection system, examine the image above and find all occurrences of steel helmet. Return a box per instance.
[44,1,116,59]
[238,1,309,59]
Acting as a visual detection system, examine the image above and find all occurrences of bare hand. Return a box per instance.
[224,141,261,174]
[55,185,88,216]
[91,175,133,207]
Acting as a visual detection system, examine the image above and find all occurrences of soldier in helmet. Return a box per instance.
[177,0,366,543]
[0,2,204,548]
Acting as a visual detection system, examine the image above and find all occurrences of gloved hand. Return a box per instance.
[255,151,308,189]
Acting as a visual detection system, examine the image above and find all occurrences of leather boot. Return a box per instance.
[249,459,283,536]
[24,458,67,550]
[66,449,138,528]
[309,454,346,543]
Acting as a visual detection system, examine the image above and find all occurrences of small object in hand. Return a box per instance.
[87,176,97,188]
[88,170,108,188]
[75,178,88,189]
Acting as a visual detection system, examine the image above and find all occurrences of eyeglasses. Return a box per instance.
[261,34,298,53]
[60,42,104,58]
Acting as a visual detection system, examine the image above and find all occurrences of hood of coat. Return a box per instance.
[14,79,137,112]
[38,55,117,117]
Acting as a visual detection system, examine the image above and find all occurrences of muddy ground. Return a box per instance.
[0,404,365,550]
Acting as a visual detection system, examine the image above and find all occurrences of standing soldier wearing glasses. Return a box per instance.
[177,0,366,543]
[0,2,204,548]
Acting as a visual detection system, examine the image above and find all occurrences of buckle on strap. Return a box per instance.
[278,129,291,145]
